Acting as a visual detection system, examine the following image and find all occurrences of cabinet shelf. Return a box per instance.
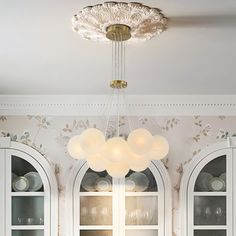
[79,225,113,230]
[11,225,44,230]
[125,225,159,230]
[79,192,112,197]
[193,225,227,230]
[125,192,159,196]
[193,192,227,196]
[11,192,44,197]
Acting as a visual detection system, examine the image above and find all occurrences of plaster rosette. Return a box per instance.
[72,2,168,42]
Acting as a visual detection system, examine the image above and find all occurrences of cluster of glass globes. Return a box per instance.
[67,128,169,178]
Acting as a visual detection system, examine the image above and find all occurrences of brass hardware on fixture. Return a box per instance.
[106,24,131,41]
[110,80,128,89]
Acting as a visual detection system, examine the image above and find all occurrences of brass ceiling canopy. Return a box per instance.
[72,2,168,42]
[106,24,131,42]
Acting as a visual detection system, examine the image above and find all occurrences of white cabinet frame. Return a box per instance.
[0,137,58,236]
[66,159,172,236]
[180,137,236,236]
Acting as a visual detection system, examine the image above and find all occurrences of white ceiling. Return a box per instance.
[1,0,236,95]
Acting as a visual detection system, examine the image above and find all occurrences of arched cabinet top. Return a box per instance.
[0,137,58,236]
[180,137,236,236]
[180,138,235,196]
[0,137,58,196]
[66,159,172,236]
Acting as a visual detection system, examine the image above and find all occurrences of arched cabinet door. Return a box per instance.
[180,138,236,236]
[66,160,172,236]
[0,138,58,236]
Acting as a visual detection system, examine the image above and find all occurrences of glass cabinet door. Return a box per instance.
[125,169,159,236]
[7,152,47,236]
[5,149,52,236]
[75,163,166,236]
[190,153,231,236]
[0,140,57,236]
[78,169,113,236]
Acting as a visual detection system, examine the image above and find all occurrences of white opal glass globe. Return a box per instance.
[148,135,169,160]
[67,135,85,159]
[106,162,130,178]
[128,152,150,171]
[80,128,105,155]
[103,137,129,162]
[127,128,153,155]
[87,153,109,172]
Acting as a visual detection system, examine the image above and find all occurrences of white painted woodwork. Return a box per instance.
[180,137,236,236]
[0,138,58,236]
[0,149,6,236]
[66,160,172,236]
[1,95,236,116]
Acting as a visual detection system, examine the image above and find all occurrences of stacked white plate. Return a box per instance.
[24,172,43,191]
[12,171,43,192]
[95,177,112,192]
[127,172,150,192]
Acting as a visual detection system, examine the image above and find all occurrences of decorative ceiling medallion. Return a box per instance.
[72,2,168,42]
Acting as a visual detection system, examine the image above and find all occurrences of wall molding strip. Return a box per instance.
[0,95,236,116]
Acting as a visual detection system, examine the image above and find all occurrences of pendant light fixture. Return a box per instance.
[67,2,169,178]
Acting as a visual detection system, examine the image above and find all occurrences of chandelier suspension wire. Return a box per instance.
[112,34,114,81]
[123,40,125,82]
[117,89,120,137]
[108,31,127,139]
[121,89,133,133]
[104,88,116,139]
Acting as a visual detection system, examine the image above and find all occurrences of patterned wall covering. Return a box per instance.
[1,115,236,236]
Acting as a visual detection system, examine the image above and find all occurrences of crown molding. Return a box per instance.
[0,95,236,116]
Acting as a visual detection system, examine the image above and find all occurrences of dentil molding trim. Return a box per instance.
[0,95,236,116]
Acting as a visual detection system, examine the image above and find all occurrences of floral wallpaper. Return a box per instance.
[1,115,236,236]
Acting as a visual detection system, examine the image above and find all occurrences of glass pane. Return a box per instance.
[12,196,44,225]
[194,196,226,225]
[80,196,112,225]
[126,230,158,236]
[195,156,226,192]
[12,230,44,236]
[80,230,112,236]
[12,156,44,192]
[194,230,226,236]
[126,196,158,225]
[80,231,112,236]
[125,169,157,192]
[80,169,112,192]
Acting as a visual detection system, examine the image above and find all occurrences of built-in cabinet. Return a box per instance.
[66,160,172,236]
[2,136,234,236]
[0,137,58,236]
[180,138,236,236]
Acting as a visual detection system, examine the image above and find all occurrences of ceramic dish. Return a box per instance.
[95,177,112,192]
[129,172,149,192]
[106,174,112,182]
[81,172,99,192]
[208,177,226,191]
[12,173,17,181]
[125,177,136,192]
[24,172,43,191]
[195,172,213,191]
[12,176,29,192]
[220,172,226,182]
